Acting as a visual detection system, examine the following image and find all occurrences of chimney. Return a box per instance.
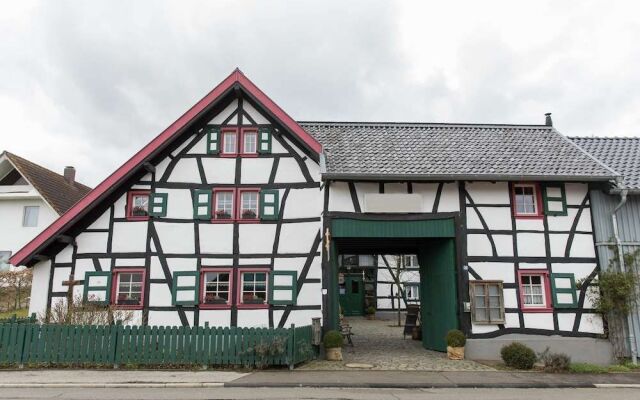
[63,166,76,184]
[545,113,553,127]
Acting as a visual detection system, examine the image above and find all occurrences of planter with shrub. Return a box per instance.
[538,347,571,373]
[365,306,376,320]
[446,329,466,360]
[323,330,344,361]
[501,342,537,370]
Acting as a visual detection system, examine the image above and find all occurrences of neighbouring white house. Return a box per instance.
[0,151,90,271]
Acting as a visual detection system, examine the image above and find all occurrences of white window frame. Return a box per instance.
[22,205,39,227]
[513,183,540,216]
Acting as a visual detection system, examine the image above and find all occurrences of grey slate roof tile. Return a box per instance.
[570,137,640,190]
[299,122,618,181]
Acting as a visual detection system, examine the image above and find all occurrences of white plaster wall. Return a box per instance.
[167,159,202,184]
[277,223,319,254]
[240,158,273,184]
[468,262,515,282]
[237,310,269,327]
[558,313,576,331]
[523,313,554,329]
[279,309,323,327]
[87,210,110,230]
[239,224,277,254]
[76,232,108,254]
[296,283,322,306]
[565,183,589,205]
[475,207,513,231]
[274,158,306,183]
[436,183,460,212]
[579,314,604,334]
[467,234,493,256]
[202,158,236,184]
[150,257,196,279]
[200,224,233,254]
[155,189,193,219]
[199,310,231,327]
[283,188,322,219]
[55,245,74,264]
[208,99,238,125]
[516,233,546,257]
[111,222,148,253]
[465,182,510,205]
[328,182,354,212]
[52,266,72,292]
[504,313,521,328]
[0,198,58,265]
[155,222,195,254]
[243,101,270,124]
[275,256,321,279]
[569,234,596,258]
[148,283,173,307]
[28,260,51,316]
[549,234,569,257]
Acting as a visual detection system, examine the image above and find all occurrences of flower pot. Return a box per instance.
[366,314,375,320]
[325,347,343,361]
[447,346,465,360]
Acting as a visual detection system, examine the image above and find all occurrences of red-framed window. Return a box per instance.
[237,268,269,309]
[238,189,260,222]
[517,270,552,312]
[200,268,233,309]
[220,127,259,157]
[213,189,235,221]
[111,268,146,309]
[126,191,150,221]
[511,183,543,219]
[211,188,260,223]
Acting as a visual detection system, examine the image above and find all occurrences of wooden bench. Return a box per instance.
[339,317,354,346]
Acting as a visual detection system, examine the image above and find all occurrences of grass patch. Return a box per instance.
[569,363,633,373]
[0,309,28,319]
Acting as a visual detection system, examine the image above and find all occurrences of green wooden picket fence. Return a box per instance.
[0,313,36,324]
[0,323,316,369]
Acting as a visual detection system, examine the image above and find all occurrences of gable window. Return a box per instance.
[517,270,552,312]
[213,190,234,220]
[239,190,259,220]
[112,269,145,308]
[127,191,150,221]
[22,206,39,227]
[242,129,258,154]
[201,268,233,308]
[512,183,542,218]
[222,129,238,155]
[238,269,269,308]
[470,280,505,324]
[0,251,11,272]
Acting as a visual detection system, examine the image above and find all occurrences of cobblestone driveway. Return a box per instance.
[299,317,494,371]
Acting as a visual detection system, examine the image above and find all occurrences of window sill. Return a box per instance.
[219,153,259,158]
[514,214,544,220]
[126,216,150,222]
[237,303,269,309]
[521,307,553,313]
[112,304,144,310]
[200,304,232,310]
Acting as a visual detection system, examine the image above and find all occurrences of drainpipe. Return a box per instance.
[612,189,637,364]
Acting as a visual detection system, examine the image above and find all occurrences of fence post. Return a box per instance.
[18,323,29,369]
[112,321,122,369]
[288,324,295,370]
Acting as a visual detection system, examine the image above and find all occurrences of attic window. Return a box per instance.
[220,127,262,157]
[127,191,150,221]
[512,183,542,218]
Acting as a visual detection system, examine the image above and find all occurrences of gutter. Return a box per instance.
[611,188,638,364]
[321,172,619,182]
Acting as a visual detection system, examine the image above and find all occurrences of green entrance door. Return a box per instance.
[419,239,458,352]
[339,275,364,316]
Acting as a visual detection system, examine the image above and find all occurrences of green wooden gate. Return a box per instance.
[419,239,458,352]
[339,275,364,316]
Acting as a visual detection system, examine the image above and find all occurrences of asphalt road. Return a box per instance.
[0,387,638,400]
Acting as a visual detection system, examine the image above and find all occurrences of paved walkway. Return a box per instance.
[298,317,494,371]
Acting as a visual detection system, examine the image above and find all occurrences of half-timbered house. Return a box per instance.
[11,69,621,362]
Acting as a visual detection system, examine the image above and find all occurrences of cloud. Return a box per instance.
[0,0,638,185]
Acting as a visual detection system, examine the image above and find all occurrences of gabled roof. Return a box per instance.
[301,122,619,181]
[2,152,91,214]
[11,69,322,267]
[570,137,640,191]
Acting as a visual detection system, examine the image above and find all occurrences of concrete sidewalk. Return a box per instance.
[0,369,639,389]
[226,370,640,389]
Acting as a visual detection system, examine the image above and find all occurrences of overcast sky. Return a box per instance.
[1,1,639,186]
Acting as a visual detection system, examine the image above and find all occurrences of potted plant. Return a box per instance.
[446,329,466,360]
[241,209,257,219]
[215,210,231,220]
[365,306,376,320]
[204,293,227,304]
[323,330,344,361]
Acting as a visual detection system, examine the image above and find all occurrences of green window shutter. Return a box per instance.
[258,127,272,154]
[260,189,279,220]
[193,189,212,220]
[550,273,578,308]
[149,193,168,218]
[542,184,567,216]
[269,271,297,305]
[206,126,221,154]
[83,271,112,305]
[172,271,200,306]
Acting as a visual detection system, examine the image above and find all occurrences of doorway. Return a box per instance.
[326,215,461,352]
[339,275,365,316]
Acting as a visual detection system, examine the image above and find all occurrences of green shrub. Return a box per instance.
[323,330,343,349]
[500,342,536,370]
[365,306,376,315]
[569,363,608,373]
[445,329,466,347]
[607,365,631,373]
[537,347,570,372]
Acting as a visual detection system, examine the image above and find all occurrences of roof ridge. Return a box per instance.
[298,120,549,128]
